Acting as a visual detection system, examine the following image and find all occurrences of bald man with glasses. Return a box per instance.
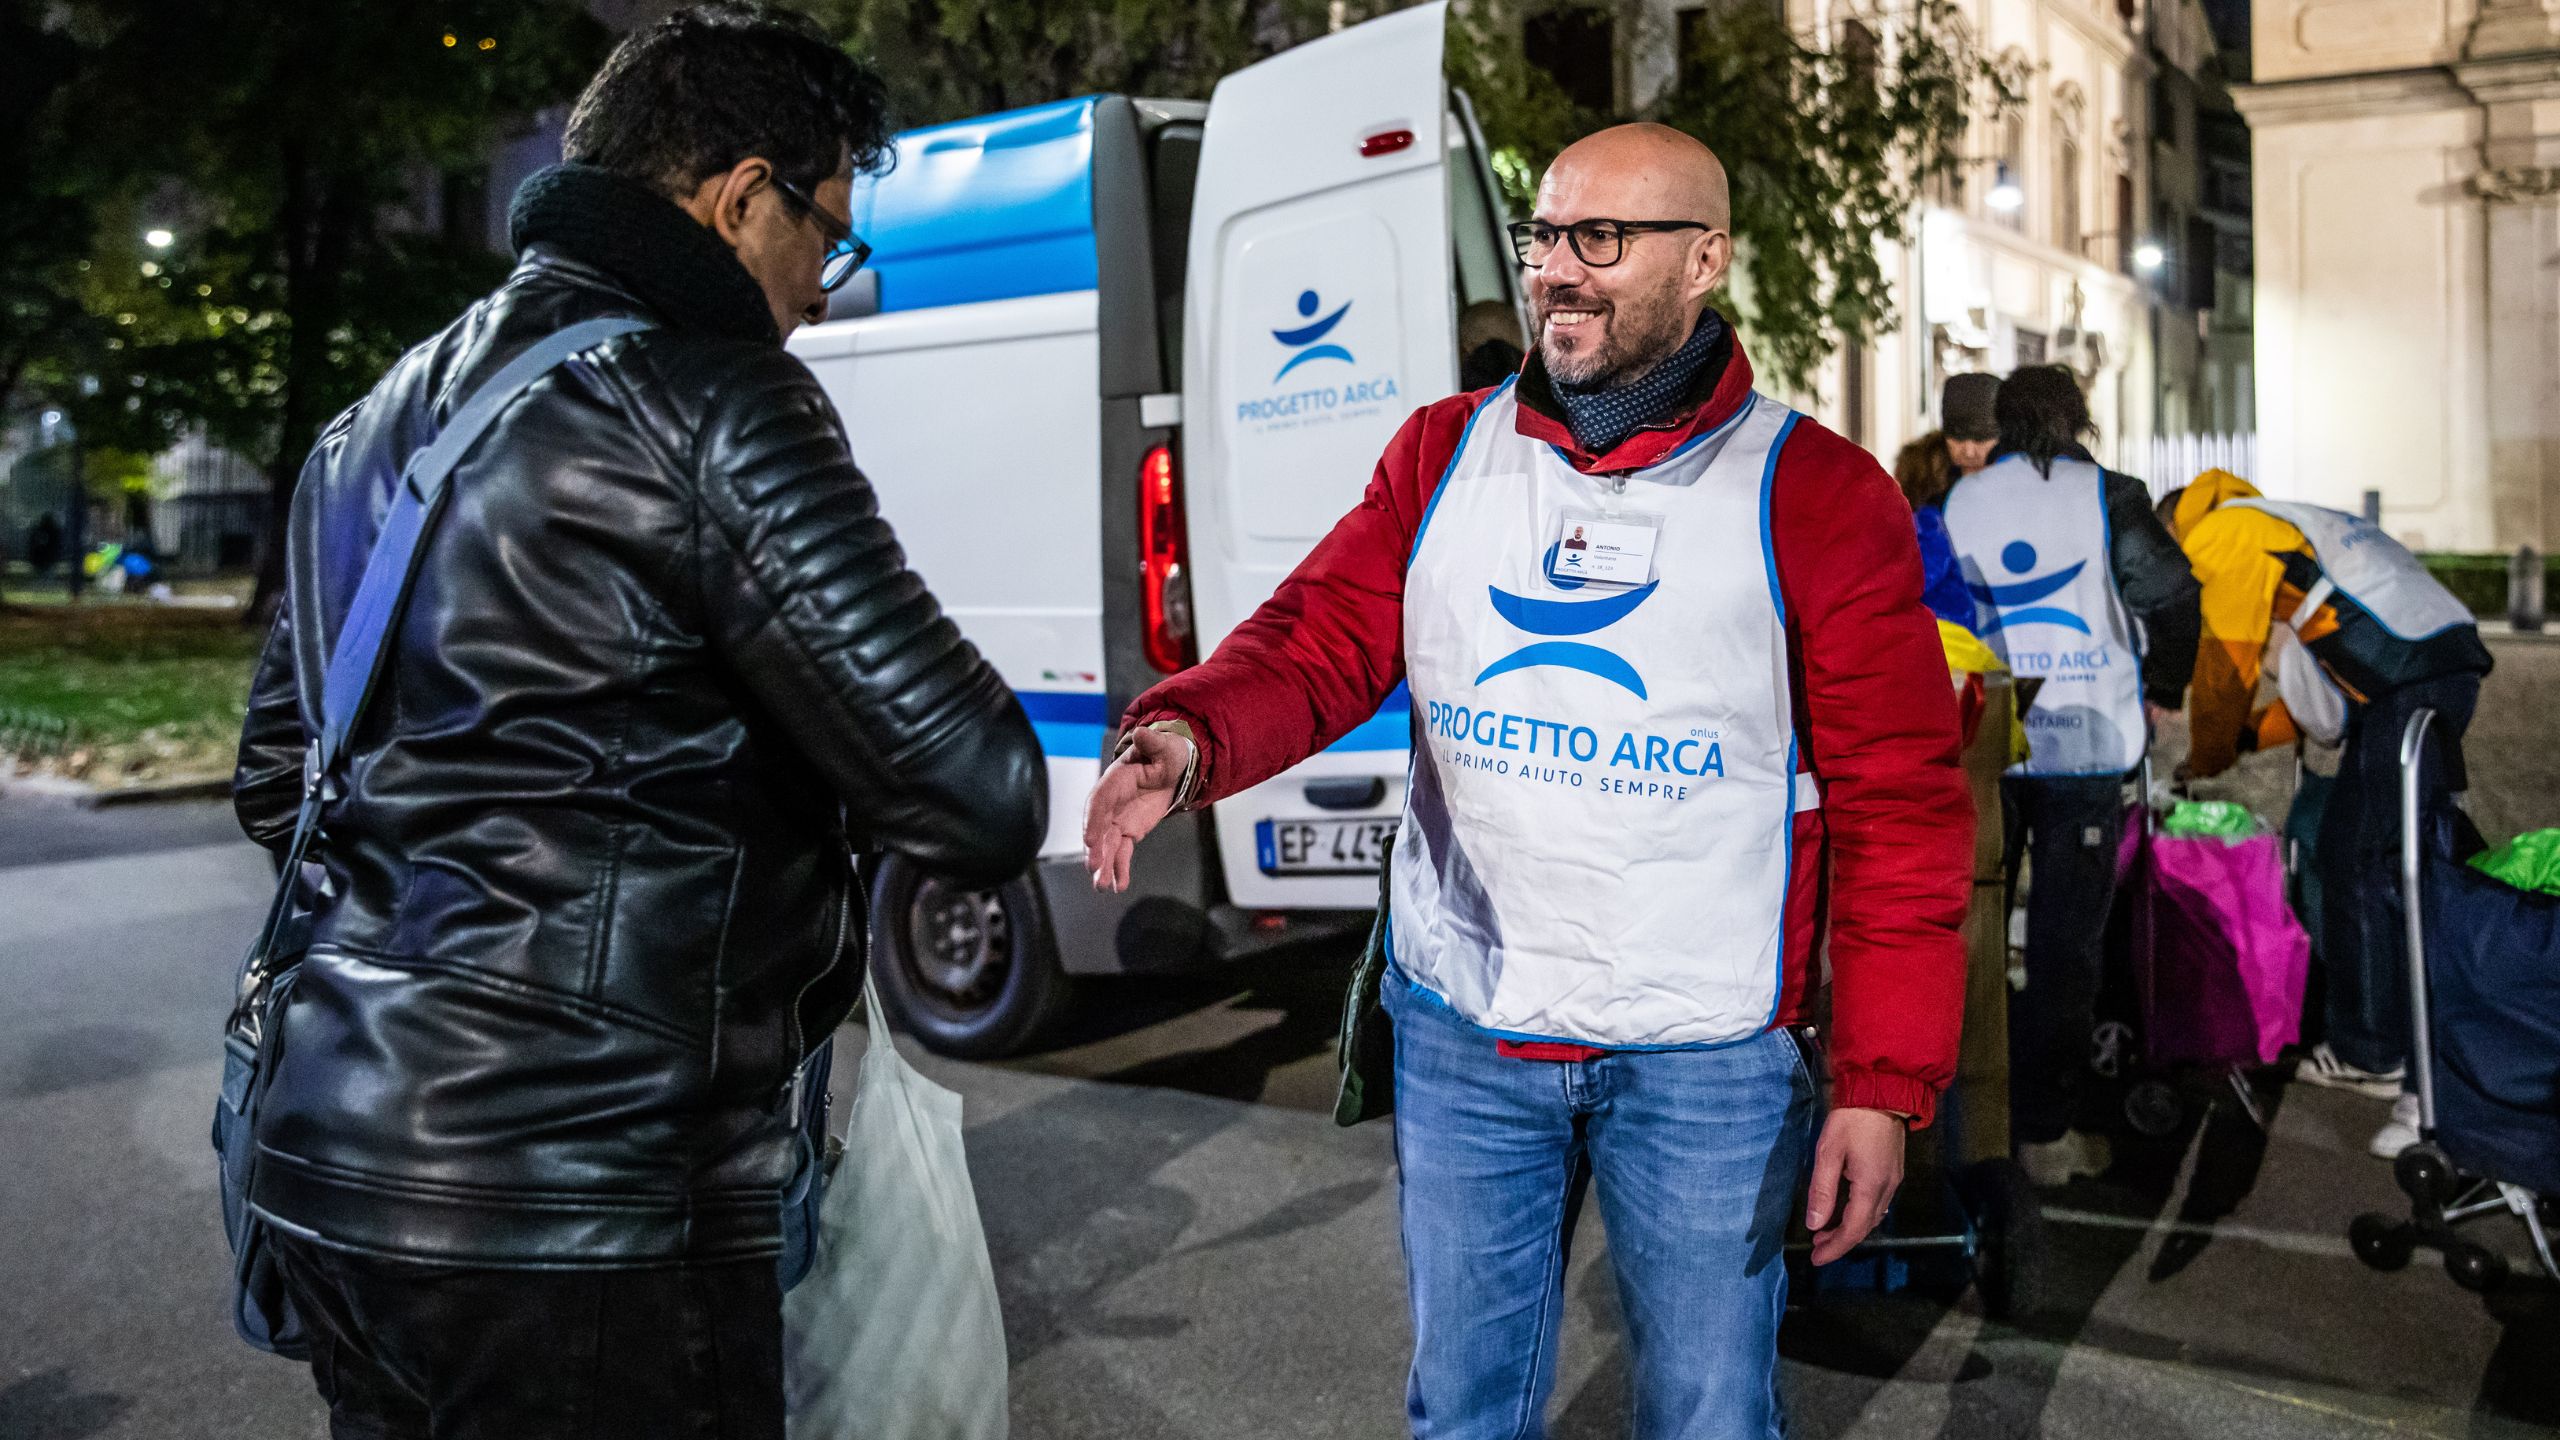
[1087,124,1970,1439]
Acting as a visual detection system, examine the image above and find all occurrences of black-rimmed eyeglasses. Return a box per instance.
[1508,218,1715,268]
[773,177,872,292]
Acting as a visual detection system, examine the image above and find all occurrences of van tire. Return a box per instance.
[867,856,1071,1059]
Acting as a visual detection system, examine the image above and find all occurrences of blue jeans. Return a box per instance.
[1384,969,1815,1440]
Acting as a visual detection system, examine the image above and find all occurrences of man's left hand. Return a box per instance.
[1804,1107,1906,1265]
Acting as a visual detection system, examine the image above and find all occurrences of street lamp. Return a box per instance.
[2132,242,2167,274]
[143,228,173,250]
[1987,164,2025,214]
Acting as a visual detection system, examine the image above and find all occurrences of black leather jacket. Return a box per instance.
[232,217,1043,1267]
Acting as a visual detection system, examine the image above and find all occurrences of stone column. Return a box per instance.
[2455,32,2560,550]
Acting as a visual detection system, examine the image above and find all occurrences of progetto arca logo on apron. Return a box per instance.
[1478,578,1659,700]
[1967,541,2090,636]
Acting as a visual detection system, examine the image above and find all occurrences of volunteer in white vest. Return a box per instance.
[1085,125,1972,1440]
[1939,366,2200,1188]
[2165,470,2494,1158]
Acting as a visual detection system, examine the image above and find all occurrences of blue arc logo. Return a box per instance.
[1968,540,2091,635]
[1477,580,1657,698]
[1272,289,1353,382]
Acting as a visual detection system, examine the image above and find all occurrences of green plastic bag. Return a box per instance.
[2162,800,2261,841]
[2469,829,2560,897]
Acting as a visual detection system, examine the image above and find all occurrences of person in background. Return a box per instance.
[1457,298,1527,391]
[1899,432,2026,768]
[229,7,1044,1432]
[1086,123,1970,1440]
[1941,371,2001,476]
[1939,365,2200,1188]
[26,512,63,578]
[1893,430,1956,509]
[2165,469,2493,1159]
[1892,431,1975,629]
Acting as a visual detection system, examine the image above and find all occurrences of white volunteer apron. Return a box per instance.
[1393,383,1811,1048]
[1942,455,2146,777]
[2221,498,2474,643]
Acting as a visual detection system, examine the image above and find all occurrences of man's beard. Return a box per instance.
[1536,278,1694,388]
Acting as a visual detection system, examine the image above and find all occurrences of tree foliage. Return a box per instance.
[806,0,1347,126]
[8,0,607,604]
[814,0,2007,394]
[7,0,2013,609]
[0,3,105,426]
[1453,0,2011,392]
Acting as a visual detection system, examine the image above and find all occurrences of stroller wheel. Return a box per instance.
[1961,1159,2047,1322]
[2444,1242,2509,1294]
[2349,1213,2415,1272]
[2124,1080,2184,1139]
[2393,1144,2459,1209]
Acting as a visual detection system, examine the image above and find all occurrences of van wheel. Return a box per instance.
[867,856,1069,1059]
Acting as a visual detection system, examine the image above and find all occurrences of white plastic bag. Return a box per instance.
[784,972,1008,1440]
[2267,621,2347,746]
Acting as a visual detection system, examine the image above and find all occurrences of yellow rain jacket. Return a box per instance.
[2168,471,2338,776]
[1938,618,2032,768]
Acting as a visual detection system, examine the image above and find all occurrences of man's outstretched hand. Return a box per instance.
[1081,724,1194,893]
[1804,1106,1907,1265]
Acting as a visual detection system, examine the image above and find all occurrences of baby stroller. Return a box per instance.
[2350,709,2560,1294]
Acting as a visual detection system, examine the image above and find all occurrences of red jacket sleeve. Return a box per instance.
[1772,422,1972,1125]
[1127,393,1488,800]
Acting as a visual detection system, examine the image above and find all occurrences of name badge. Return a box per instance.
[1548,509,1662,587]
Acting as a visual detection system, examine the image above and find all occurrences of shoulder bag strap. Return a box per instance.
[231,316,652,1027]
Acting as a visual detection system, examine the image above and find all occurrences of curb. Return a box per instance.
[2481,624,2558,645]
[80,776,236,808]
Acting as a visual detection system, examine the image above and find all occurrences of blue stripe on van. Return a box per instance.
[1328,682,1412,753]
[851,97,1101,314]
[1015,690,1111,760]
[1011,684,1412,762]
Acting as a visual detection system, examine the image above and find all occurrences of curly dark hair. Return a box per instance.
[563,3,894,200]
[1993,364,2095,477]
[1892,430,1956,509]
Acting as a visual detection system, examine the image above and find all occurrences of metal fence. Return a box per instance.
[150,430,268,574]
[0,429,267,579]
[2106,432,2259,501]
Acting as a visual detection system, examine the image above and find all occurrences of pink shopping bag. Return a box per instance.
[2129,828,2312,1068]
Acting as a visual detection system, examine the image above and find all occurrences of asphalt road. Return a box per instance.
[3,629,2557,1440]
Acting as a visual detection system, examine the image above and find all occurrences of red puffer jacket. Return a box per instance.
[1128,334,1970,1125]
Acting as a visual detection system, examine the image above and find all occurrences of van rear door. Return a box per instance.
[1181,2,1452,910]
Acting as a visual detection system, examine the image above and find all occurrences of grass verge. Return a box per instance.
[0,597,263,788]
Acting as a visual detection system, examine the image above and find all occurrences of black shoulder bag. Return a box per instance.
[1333,838,1397,1127]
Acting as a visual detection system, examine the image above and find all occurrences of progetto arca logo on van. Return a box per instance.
[1271,289,1353,381]
[1233,287,1400,430]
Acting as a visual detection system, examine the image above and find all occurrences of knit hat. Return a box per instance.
[1940,372,2000,441]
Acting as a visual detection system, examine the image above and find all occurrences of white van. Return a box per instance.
[788,3,1521,1055]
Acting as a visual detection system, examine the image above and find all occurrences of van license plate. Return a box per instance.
[1256,817,1397,876]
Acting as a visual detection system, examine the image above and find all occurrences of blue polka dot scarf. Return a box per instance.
[1550,311,1725,457]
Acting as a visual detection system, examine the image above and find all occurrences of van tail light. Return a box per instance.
[1139,444,1196,673]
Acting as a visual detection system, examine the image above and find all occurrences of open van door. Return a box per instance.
[1181,2,1454,910]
